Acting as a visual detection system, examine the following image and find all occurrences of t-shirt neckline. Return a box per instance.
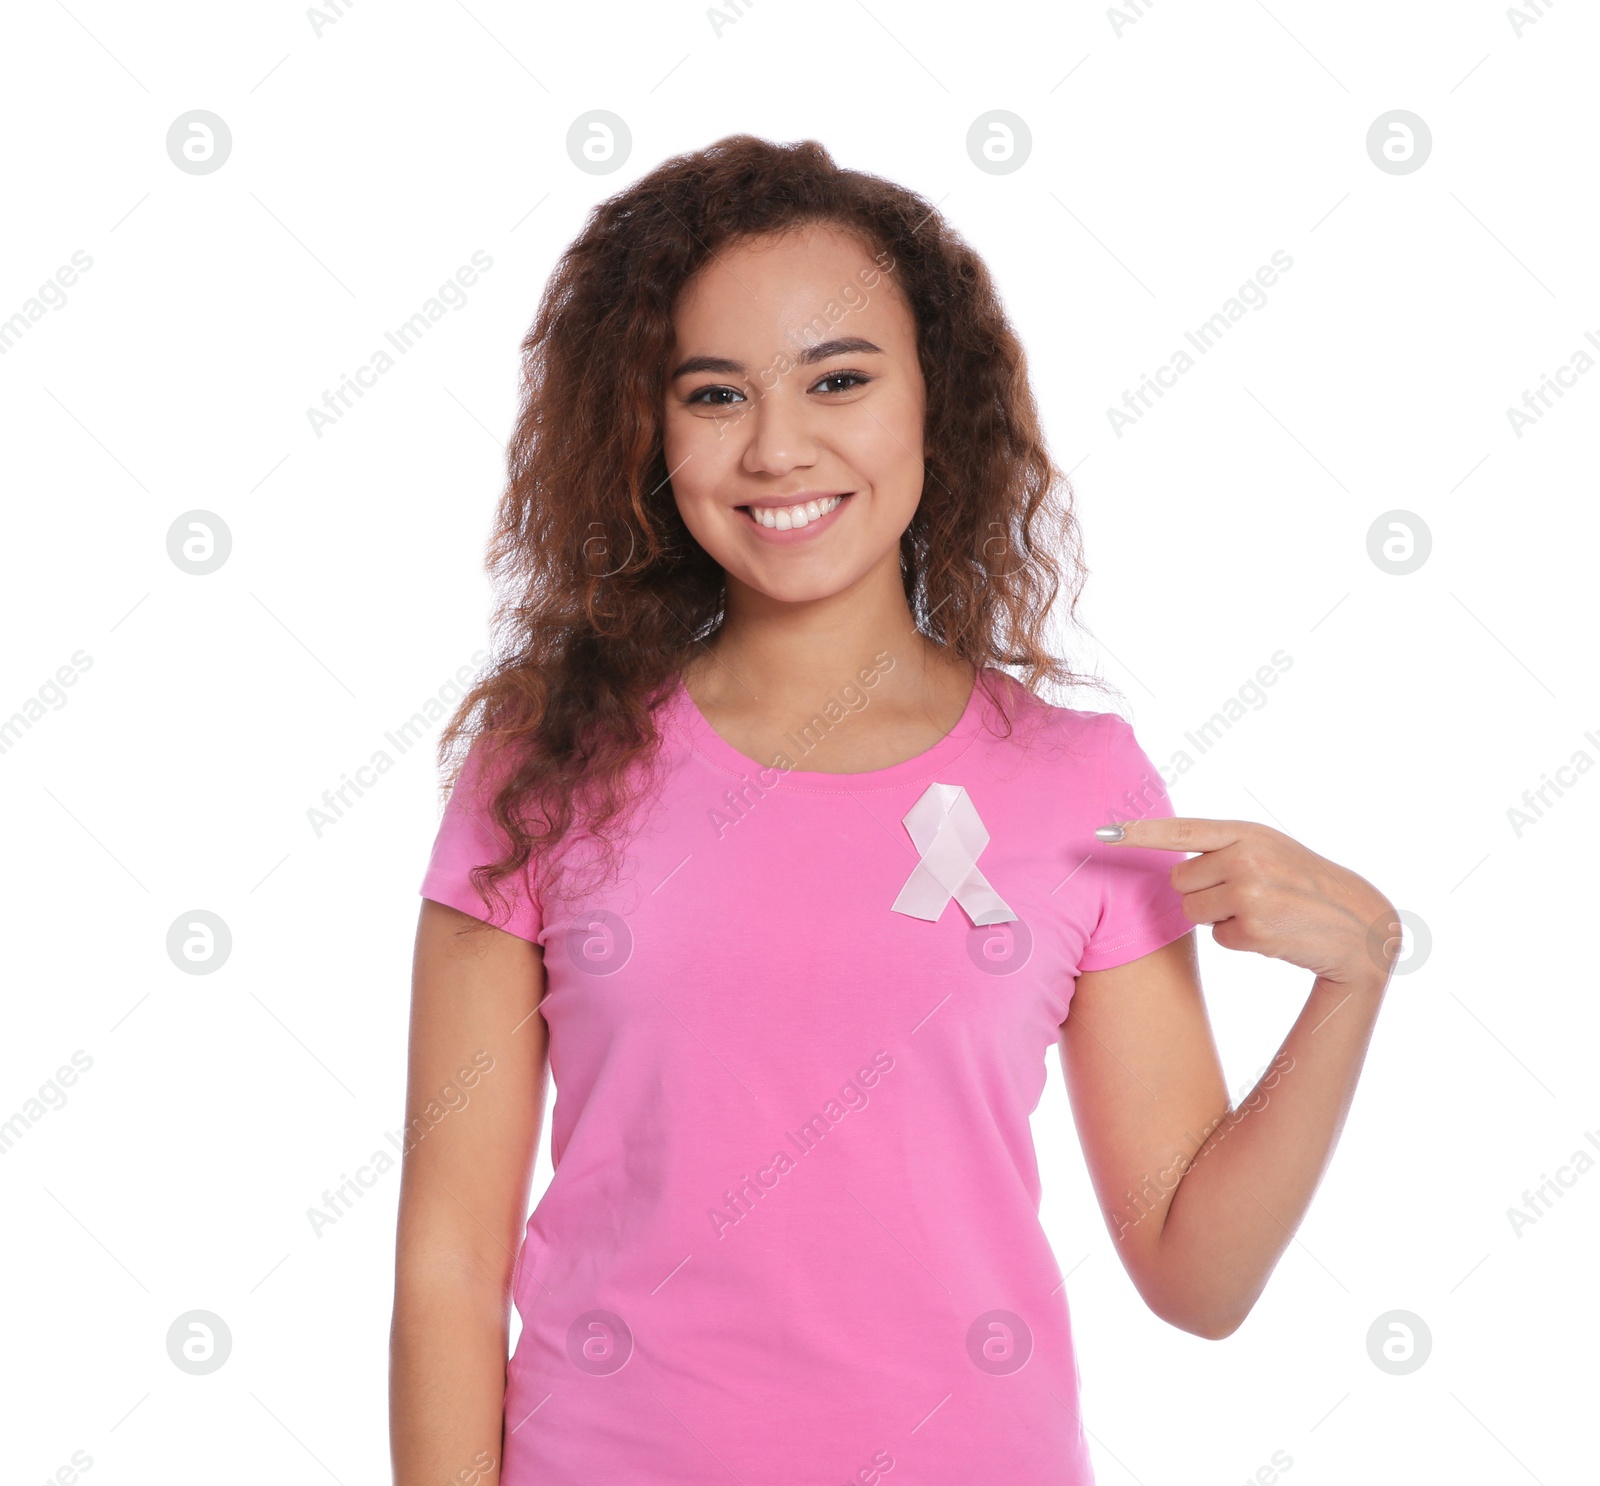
[672,665,991,792]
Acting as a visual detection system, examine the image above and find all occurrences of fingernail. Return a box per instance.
[1094,824,1125,842]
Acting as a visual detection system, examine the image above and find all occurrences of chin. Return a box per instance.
[736,567,860,604]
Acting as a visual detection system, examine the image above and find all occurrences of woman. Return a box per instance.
[391,134,1400,1486]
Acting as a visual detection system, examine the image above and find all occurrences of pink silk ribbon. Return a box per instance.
[891,782,1017,926]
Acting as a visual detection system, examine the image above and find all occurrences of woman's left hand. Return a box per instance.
[1101,817,1402,988]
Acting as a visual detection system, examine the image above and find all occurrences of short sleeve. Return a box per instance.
[1075,713,1191,974]
[418,736,544,943]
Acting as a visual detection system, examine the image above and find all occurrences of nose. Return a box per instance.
[736,378,819,478]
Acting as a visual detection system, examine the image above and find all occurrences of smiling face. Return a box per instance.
[661,223,927,609]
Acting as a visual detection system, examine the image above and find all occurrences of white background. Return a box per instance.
[2,1,1595,1482]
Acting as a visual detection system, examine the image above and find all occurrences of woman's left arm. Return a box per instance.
[1059,818,1401,1340]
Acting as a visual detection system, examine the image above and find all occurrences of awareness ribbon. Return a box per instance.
[890,782,1017,926]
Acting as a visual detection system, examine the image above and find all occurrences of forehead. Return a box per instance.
[670,224,909,352]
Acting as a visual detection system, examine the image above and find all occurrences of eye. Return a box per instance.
[685,384,745,407]
[812,370,872,394]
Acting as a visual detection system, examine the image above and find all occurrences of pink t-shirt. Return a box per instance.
[418,665,1192,1485]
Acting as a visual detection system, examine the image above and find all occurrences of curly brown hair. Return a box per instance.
[431,132,1113,938]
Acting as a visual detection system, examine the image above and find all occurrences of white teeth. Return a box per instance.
[749,494,844,529]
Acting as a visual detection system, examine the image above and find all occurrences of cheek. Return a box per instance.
[661,416,717,510]
[850,393,923,475]
[857,420,925,508]
[660,407,689,469]
[674,496,721,554]
[659,415,710,508]
[662,439,730,550]
[664,408,736,479]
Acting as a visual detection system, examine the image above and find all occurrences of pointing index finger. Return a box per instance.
[1093,817,1241,854]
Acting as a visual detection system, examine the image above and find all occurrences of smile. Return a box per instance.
[742,494,847,531]
[738,493,854,545]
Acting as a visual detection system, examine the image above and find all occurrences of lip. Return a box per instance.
[738,492,853,545]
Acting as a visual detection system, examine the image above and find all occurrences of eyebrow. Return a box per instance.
[668,336,886,384]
